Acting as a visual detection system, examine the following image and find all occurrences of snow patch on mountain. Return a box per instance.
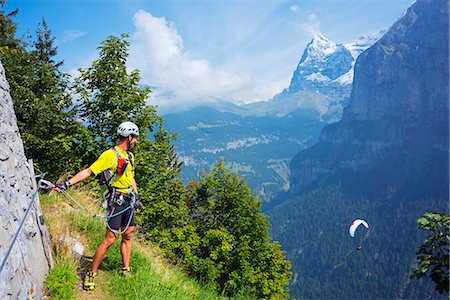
[303,33,339,61]
[344,31,385,59]
[305,72,330,82]
[333,70,354,85]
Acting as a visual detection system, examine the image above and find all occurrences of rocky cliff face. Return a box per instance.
[289,0,449,197]
[0,61,52,299]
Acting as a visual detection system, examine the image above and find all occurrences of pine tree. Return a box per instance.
[0,0,20,51]
[25,18,92,178]
[0,5,93,179]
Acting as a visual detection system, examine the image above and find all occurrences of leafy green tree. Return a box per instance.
[183,159,291,299]
[411,212,449,294]
[135,124,187,242]
[74,33,158,154]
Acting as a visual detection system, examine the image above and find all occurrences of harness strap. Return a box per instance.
[110,147,133,193]
[111,147,134,168]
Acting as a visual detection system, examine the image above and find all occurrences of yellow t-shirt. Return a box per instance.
[89,146,135,193]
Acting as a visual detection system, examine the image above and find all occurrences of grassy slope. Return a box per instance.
[40,186,228,300]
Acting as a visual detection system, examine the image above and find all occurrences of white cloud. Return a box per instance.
[128,10,252,109]
[294,13,321,36]
[290,5,299,12]
[60,30,86,44]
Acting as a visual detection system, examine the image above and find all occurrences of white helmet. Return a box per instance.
[117,122,139,137]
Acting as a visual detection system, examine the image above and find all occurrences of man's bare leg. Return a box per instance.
[90,229,117,272]
[120,226,135,269]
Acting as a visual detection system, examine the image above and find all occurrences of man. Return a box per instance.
[54,121,142,291]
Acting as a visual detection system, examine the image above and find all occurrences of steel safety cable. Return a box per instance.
[0,168,45,274]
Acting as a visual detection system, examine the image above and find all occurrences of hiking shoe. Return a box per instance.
[122,266,132,276]
[83,271,97,291]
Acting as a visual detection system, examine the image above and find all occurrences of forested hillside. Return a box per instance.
[268,186,446,298]
[0,1,291,298]
[164,106,325,200]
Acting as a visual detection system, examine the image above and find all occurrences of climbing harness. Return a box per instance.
[102,190,135,235]
[98,147,136,235]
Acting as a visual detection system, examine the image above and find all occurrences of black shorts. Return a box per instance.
[107,203,135,231]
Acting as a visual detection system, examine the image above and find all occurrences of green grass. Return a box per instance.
[40,189,234,300]
[45,259,77,300]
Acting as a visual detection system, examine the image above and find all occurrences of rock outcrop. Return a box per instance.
[0,61,52,299]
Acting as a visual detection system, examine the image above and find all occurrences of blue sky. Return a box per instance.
[9,0,415,112]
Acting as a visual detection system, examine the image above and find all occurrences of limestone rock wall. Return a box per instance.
[0,61,52,299]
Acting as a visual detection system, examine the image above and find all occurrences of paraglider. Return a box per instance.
[349,219,369,250]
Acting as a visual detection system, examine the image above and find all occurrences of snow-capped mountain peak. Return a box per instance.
[289,33,353,93]
[308,33,338,56]
[252,31,383,121]
[240,31,385,121]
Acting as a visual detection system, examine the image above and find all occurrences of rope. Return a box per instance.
[40,179,135,233]
[39,179,103,218]
[0,168,45,274]
[105,205,134,235]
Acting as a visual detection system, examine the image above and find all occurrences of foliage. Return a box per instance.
[410,212,449,294]
[45,259,77,300]
[74,33,158,154]
[177,160,291,299]
[27,18,93,178]
[135,123,186,240]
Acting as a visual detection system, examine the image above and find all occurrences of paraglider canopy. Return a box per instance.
[349,219,369,238]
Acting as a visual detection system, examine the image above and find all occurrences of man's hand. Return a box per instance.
[54,180,71,192]
[133,193,143,212]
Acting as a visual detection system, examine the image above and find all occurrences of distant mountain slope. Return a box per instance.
[164,34,381,200]
[164,106,325,200]
[266,0,449,298]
